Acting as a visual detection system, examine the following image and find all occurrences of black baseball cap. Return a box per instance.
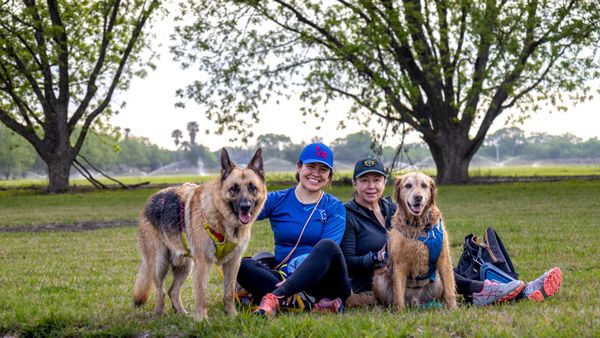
[353,158,387,179]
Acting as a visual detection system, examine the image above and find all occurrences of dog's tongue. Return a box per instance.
[239,213,251,224]
[410,203,423,214]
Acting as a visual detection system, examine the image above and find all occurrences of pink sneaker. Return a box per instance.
[523,267,562,302]
[254,293,283,317]
[312,297,344,314]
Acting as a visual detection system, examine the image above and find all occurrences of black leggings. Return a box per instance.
[454,272,484,296]
[237,239,352,304]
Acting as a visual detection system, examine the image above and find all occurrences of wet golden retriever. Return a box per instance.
[372,171,457,310]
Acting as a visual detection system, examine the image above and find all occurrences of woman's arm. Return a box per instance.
[341,216,378,274]
[319,200,346,244]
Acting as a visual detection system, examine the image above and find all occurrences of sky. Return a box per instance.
[110,17,600,152]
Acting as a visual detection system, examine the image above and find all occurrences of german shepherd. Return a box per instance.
[133,148,267,320]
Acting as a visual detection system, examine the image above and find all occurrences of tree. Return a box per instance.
[0,124,36,179]
[331,131,377,163]
[173,1,600,183]
[187,121,199,145]
[483,127,526,162]
[0,0,160,192]
[256,133,292,159]
[171,129,183,147]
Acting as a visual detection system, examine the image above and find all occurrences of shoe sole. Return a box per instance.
[528,267,562,302]
[497,281,526,303]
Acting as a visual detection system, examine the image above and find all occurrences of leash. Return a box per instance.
[274,190,324,270]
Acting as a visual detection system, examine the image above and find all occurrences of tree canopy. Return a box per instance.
[173,0,600,183]
[0,0,160,192]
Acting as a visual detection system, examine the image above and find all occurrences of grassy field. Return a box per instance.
[1,164,600,190]
[0,178,599,336]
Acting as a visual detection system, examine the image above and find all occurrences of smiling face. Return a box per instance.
[395,172,436,217]
[353,173,386,206]
[297,162,332,192]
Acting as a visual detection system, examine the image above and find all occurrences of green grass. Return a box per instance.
[1,180,599,336]
[2,164,600,189]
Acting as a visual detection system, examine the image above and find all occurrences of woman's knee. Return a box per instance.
[314,238,343,256]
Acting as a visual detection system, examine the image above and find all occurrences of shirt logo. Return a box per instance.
[318,209,327,223]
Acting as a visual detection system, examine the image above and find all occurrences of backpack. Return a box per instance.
[455,227,519,283]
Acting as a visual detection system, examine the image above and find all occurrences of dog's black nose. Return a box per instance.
[240,199,252,213]
[414,195,423,202]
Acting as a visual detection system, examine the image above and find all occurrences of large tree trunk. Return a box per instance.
[45,153,73,194]
[424,136,474,184]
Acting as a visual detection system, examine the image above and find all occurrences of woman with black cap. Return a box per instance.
[237,143,350,316]
[341,158,562,306]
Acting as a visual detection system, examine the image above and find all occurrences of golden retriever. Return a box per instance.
[372,171,457,310]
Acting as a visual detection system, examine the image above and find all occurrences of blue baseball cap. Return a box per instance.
[353,158,387,179]
[298,143,334,170]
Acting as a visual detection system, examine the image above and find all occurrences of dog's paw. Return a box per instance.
[445,300,458,310]
[224,306,238,316]
[194,309,209,321]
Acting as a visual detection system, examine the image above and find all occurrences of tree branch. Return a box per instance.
[68,0,121,130]
[22,0,57,108]
[73,0,158,155]
[46,0,69,109]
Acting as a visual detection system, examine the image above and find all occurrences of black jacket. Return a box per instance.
[341,196,397,293]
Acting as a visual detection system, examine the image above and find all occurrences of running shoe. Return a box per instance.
[472,279,525,306]
[523,267,562,302]
[312,297,344,314]
[254,293,282,317]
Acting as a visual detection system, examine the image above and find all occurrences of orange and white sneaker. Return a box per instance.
[254,293,283,317]
[523,267,563,302]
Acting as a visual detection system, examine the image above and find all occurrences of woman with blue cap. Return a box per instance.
[237,143,350,316]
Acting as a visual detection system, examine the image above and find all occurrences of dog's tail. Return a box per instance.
[346,291,377,308]
[133,260,154,307]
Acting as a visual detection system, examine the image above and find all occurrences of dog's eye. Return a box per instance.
[421,183,428,189]
[404,183,412,189]
[229,184,240,194]
[248,183,257,193]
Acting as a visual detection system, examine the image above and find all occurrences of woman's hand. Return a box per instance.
[376,244,388,262]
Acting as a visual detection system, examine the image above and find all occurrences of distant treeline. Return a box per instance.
[1,125,599,180]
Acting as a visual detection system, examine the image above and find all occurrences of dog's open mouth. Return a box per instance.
[239,212,251,224]
[407,202,423,215]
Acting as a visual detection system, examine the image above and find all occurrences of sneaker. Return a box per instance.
[254,293,282,317]
[523,267,562,302]
[472,279,525,306]
[312,297,344,314]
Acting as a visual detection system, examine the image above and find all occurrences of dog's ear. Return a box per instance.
[220,147,235,181]
[247,148,265,181]
[428,175,437,206]
[394,175,405,204]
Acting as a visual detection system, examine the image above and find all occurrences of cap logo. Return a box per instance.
[363,159,375,167]
[315,146,328,159]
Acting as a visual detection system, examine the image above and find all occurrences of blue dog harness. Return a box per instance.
[413,219,444,282]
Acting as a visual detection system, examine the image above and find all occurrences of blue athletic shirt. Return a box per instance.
[257,187,346,275]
